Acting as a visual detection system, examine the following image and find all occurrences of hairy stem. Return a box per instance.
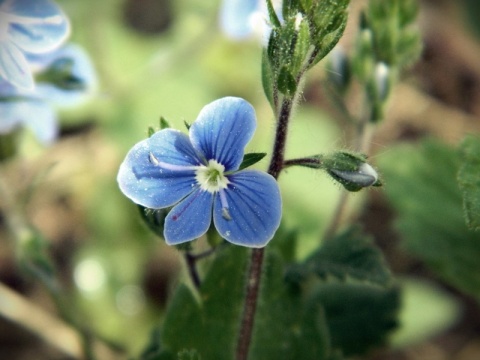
[235,248,265,360]
[322,102,375,241]
[236,96,295,360]
[283,156,322,169]
[184,247,217,289]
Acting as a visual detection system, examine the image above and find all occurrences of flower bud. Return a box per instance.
[323,151,381,192]
[373,62,390,102]
[327,45,350,92]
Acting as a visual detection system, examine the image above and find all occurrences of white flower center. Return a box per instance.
[195,159,230,193]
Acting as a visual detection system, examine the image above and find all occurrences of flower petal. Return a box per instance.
[19,99,57,143]
[0,41,34,89]
[4,0,70,54]
[1,0,65,18]
[0,98,57,144]
[117,129,201,209]
[189,97,256,172]
[213,170,282,247]
[219,0,259,39]
[164,189,213,245]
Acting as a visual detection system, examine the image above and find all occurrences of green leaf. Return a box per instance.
[458,135,480,231]
[266,0,282,28]
[148,126,155,137]
[17,229,56,285]
[312,282,400,356]
[277,66,297,97]
[177,349,202,360]
[310,16,348,68]
[380,139,480,299]
[291,17,312,74]
[238,152,267,171]
[301,226,392,286]
[159,116,170,129]
[159,245,249,360]
[261,49,275,107]
[286,227,400,356]
[138,205,169,238]
[250,249,334,360]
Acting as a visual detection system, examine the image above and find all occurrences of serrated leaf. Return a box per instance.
[301,226,393,286]
[380,139,480,299]
[285,227,399,356]
[458,135,480,231]
[250,249,334,360]
[238,152,267,171]
[311,282,400,356]
[159,245,248,360]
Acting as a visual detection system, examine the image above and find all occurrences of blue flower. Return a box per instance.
[0,43,97,144]
[117,97,282,248]
[219,0,260,39]
[219,0,282,41]
[0,0,70,90]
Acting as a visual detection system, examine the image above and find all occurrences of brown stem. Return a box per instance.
[235,248,265,360]
[235,96,294,360]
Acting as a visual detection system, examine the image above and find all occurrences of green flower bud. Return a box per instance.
[373,62,390,102]
[327,45,351,92]
[323,151,381,192]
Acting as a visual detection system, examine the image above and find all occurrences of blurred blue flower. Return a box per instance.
[219,0,282,41]
[0,44,97,144]
[118,97,282,248]
[0,0,70,90]
[219,0,259,39]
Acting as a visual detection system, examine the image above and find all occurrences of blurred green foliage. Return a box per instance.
[458,135,480,231]
[380,139,480,300]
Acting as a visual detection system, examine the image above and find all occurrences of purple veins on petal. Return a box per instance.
[189,97,256,172]
[164,189,214,245]
[213,170,282,248]
[117,134,200,209]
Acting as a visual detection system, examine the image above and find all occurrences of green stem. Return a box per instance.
[283,156,322,169]
[322,95,376,241]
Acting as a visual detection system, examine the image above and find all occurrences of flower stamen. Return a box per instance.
[195,159,230,193]
[149,152,199,171]
[219,189,232,221]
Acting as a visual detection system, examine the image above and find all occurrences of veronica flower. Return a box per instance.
[0,0,70,90]
[0,44,97,144]
[219,0,282,41]
[118,97,282,248]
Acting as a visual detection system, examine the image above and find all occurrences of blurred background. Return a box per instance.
[1,0,480,359]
